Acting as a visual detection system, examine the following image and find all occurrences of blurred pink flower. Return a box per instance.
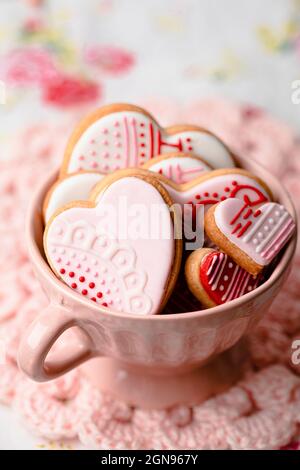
[1,47,58,85]
[84,45,135,75]
[42,74,100,107]
[24,0,44,6]
[22,17,44,34]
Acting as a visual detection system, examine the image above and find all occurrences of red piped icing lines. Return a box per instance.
[149,122,154,159]
[227,185,268,237]
[200,252,260,305]
[229,200,266,238]
[229,185,267,235]
[189,179,268,208]
[157,130,183,153]
[231,184,267,206]
[157,164,205,184]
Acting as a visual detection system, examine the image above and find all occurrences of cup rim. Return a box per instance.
[27,159,297,322]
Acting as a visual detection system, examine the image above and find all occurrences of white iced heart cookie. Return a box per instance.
[142,153,212,183]
[44,172,182,315]
[43,171,103,223]
[205,198,296,276]
[60,103,236,176]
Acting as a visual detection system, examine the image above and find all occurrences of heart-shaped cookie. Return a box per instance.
[185,248,261,308]
[43,171,104,223]
[60,103,236,175]
[92,168,273,214]
[142,152,212,183]
[44,153,213,223]
[205,199,296,276]
[44,173,182,315]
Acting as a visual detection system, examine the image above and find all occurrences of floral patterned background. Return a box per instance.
[1,0,300,450]
[1,0,300,140]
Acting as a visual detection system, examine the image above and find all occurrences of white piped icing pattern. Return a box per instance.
[202,252,260,303]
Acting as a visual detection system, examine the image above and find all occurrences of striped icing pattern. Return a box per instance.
[214,199,295,266]
[200,251,260,305]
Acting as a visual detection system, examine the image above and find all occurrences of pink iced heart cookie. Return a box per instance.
[92,168,272,215]
[205,199,296,276]
[185,248,261,308]
[142,153,212,184]
[44,173,182,315]
[60,103,236,175]
[43,171,104,223]
[160,169,272,214]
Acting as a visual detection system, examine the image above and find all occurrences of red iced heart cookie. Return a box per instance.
[185,248,261,308]
[60,103,236,175]
[205,199,296,276]
[44,172,182,315]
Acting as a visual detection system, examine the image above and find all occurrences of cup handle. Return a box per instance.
[18,303,96,381]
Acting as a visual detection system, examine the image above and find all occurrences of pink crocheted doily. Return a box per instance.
[1,100,300,450]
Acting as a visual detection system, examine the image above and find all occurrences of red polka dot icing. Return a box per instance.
[54,236,148,310]
[48,223,151,312]
[64,108,235,175]
[200,251,261,304]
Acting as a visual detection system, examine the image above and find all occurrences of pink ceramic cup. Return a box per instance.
[18,156,297,409]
